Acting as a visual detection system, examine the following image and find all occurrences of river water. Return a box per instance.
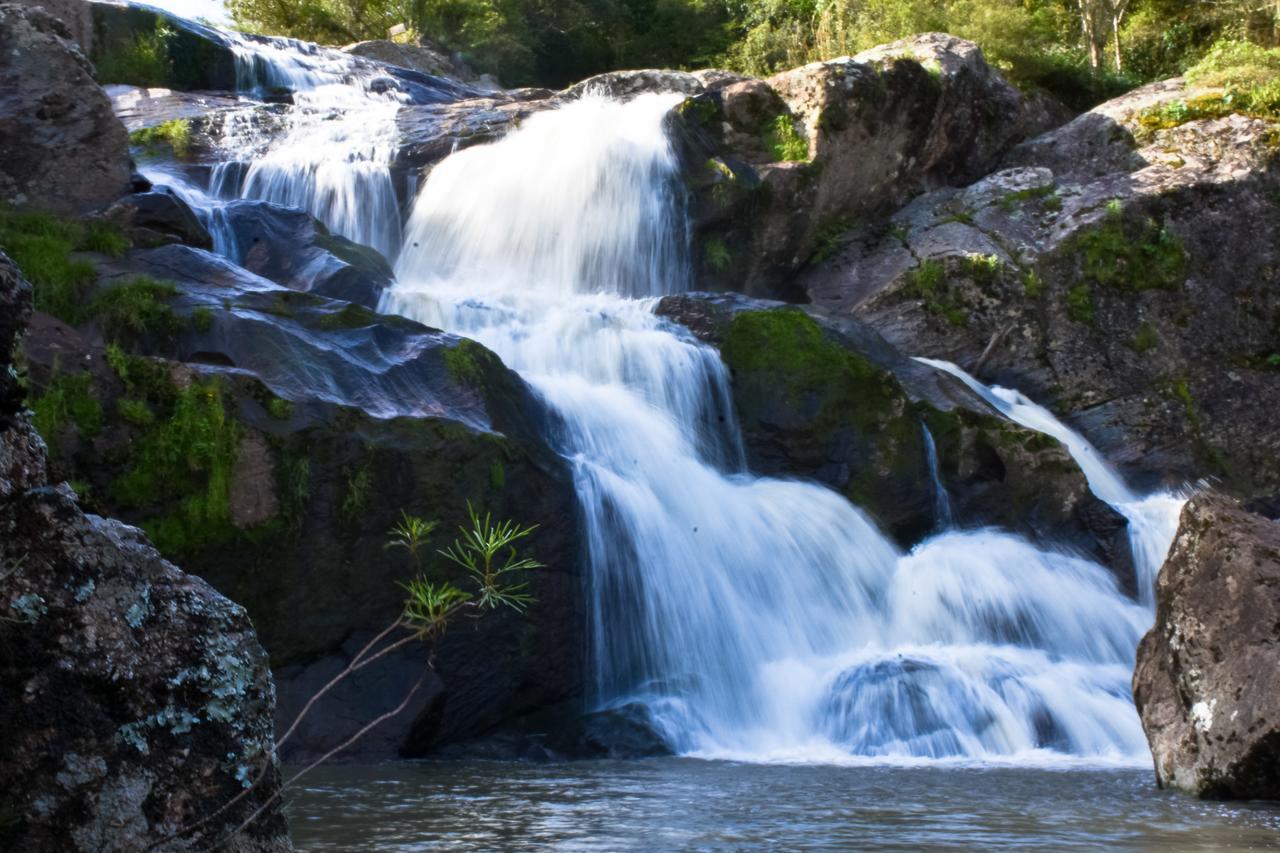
[286,760,1280,850]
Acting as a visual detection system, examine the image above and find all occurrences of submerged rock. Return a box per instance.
[0,251,290,849]
[1133,491,1280,799]
[0,3,132,214]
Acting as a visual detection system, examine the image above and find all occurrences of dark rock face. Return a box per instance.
[0,252,290,849]
[88,0,239,91]
[1133,491,1280,800]
[106,187,214,250]
[563,69,705,101]
[669,34,1057,301]
[806,78,1280,501]
[655,292,1130,568]
[0,3,132,214]
[22,243,584,761]
[213,200,395,309]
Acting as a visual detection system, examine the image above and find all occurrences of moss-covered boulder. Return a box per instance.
[656,292,1129,567]
[14,238,583,761]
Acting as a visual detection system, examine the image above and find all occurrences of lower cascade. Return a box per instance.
[381,94,1183,763]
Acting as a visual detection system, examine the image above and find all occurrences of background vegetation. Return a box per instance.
[227,0,1280,103]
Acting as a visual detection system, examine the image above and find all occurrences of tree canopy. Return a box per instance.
[226,0,1280,103]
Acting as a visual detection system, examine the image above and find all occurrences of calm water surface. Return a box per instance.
[287,759,1280,850]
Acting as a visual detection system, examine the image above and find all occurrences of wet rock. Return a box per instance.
[656,292,1131,567]
[214,200,395,308]
[0,251,290,849]
[342,38,481,85]
[88,0,239,90]
[0,3,132,214]
[20,243,585,760]
[105,187,214,249]
[1133,491,1280,799]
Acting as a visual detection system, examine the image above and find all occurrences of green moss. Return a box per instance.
[89,276,181,343]
[315,303,378,330]
[999,183,1056,212]
[112,379,241,555]
[1022,269,1044,298]
[703,235,732,272]
[81,221,131,257]
[808,217,855,264]
[938,211,974,225]
[902,258,987,328]
[129,119,194,159]
[30,371,103,457]
[265,397,293,420]
[489,459,506,490]
[1066,283,1094,323]
[117,397,156,427]
[276,448,311,534]
[442,338,496,386]
[191,306,214,333]
[0,209,99,323]
[339,462,372,524]
[1169,376,1202,430]
[1069,207,1185,294]
[1129,322,1160,353]
[765,114,808,162]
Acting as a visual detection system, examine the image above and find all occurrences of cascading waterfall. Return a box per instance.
[915,359,1186,608]
[209,32,405,258]
[382,93,1176,764]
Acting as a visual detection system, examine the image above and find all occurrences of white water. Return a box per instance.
[916,359,1186,608]
[381,94,1164,764]
[209,33,406,258]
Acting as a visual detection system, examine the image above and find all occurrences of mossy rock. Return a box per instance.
[90,4,237,91]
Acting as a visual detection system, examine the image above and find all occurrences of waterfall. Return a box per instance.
[915,358,1186,608]
[383,93,1161,764]
[922,425,954,530]
[208,33,405,258]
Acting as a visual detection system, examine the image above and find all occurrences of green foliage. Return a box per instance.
[438,502,541,611]
[0,209,117,324]
[999,183,1056,212]
[442,338,494,385]
[1071,207,1185,293]
[117,397,156,427]
[191,307,214,333]
[765,114,808,162]
[113,380,241,555]
[401,576,471,641]
[340,462,372,524]
[30,371,103,457]
[1022,269,1044,298]
[1130,322,1160,353]
[265,396,293,420]
[703,235,732,272]
[129,119,195,159]
[1066,283,1094,323]
[809,217,855,264]
[89,277,181,343]
[903,258,967,327]
[95,20,176,86]
[385,511,439,570]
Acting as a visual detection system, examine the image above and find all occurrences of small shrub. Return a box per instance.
[129,119,194,159]
[30,371,103,456]
[1066,283,1094,323]
[117,397,156,427]
[1022,270,1044,298]
[95,21,175,87]
[765,114,808,162]
[191,306,214,333]
[88,277,181,343]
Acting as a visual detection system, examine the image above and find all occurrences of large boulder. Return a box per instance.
[0,251,290,850]
[669,34,1057,300]
[805,78,1280,500]
[20,243,584,761]
[0,3,131,214]
[655,292,1131,570]
[88,0,239,90]
[1133,491,1280,799]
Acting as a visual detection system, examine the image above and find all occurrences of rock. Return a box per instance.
[669,34,1058,300]
[562,69,705,101]
[0,3,132,214]
[105,187,214,249]
[212,200,395,308]
[1133,491,1280,799]
[0,251,290,849]
[88,0,239,90]
[656,291,1131,568]
[20,243,584,761]
[806,76,1280,499]
[342,38,479,84]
